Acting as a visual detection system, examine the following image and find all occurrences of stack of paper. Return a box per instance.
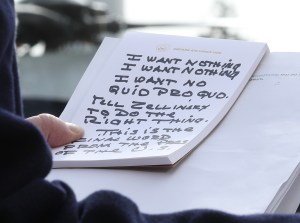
[48,33,300,214]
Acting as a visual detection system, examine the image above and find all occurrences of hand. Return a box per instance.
[27,113,84,148]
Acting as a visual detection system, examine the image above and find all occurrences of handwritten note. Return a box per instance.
[53,32,267,167]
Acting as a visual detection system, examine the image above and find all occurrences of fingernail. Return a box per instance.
[67,123,84,135]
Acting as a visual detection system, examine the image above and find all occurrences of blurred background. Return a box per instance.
[15,0,300,117]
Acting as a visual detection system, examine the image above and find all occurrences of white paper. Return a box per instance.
[52,32,267,167]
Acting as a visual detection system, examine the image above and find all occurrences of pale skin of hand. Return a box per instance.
[27,113,84,148]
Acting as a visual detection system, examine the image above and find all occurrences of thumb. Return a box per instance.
[27,113,84,148]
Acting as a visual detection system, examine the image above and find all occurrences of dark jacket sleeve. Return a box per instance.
[78,189,300,223]
[0,108,78,223]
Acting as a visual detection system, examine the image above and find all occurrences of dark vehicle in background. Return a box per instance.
[16,0,122,51]
[16,0,239,52]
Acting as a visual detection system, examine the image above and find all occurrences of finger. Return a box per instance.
[27,113,84,148]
